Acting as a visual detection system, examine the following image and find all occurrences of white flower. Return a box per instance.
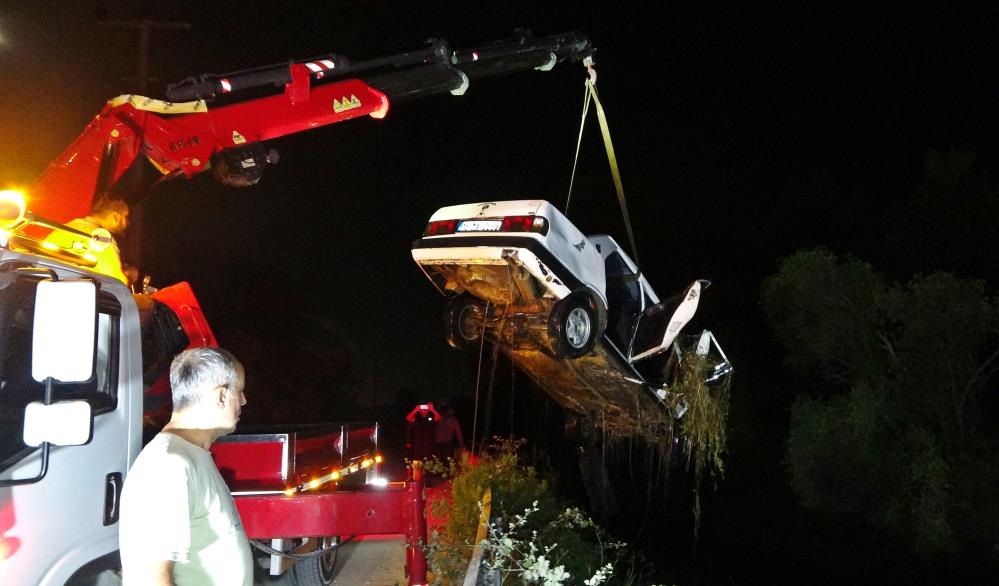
[543,564,570,585]
[583,563,613,585]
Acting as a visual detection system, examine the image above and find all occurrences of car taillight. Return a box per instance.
[501,215,548,234]
[424,219,458,236]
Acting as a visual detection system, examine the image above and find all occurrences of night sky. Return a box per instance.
[3,2,999,580]
[5,2,997,395]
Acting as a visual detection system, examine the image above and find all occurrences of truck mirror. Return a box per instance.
[32,279,96,383]
[22,400,92,446]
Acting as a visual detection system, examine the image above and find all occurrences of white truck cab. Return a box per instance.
[1,193,143,585]
[0,260,143,585]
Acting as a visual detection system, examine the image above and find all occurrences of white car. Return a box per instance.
[411,200,730,402]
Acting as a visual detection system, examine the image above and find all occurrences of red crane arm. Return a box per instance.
[26,30,592,222]
[29,66,389,222]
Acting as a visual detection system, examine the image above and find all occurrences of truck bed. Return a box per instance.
[210,422,378,494]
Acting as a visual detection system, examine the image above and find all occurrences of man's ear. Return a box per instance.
[216,386,227,409]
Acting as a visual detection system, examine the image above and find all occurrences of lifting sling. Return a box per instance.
[565,59,641,270]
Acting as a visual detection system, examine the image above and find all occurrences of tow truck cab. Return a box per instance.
[0,192,198,584]
[0,246,143,585]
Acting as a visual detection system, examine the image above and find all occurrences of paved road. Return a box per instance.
[253,535,409,585]
[331,534,408,586]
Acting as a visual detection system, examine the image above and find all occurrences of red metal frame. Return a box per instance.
[150,281,219,347]
[235,462,428,586]
[138,281,220,428]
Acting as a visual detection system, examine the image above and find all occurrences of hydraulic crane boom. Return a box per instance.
[27,30,593,222]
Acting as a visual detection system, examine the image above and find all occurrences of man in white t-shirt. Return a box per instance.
[119,347,253,585]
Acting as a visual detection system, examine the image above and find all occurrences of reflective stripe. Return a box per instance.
[106,94,208,114]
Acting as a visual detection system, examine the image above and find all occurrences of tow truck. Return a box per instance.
[0,30,594,585]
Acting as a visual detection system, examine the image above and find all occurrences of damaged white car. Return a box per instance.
[411,200,731,433]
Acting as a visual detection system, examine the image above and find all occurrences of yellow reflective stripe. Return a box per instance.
[106,94,208,114]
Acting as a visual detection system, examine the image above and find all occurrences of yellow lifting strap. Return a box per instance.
[566,61,641,270]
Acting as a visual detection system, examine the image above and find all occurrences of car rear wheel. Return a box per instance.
[445,294,484,350]
[549,294,597,358]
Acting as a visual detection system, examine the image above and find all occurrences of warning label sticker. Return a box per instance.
[333,94,362,113]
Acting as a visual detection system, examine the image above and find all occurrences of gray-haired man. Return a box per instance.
[119,347,252,585]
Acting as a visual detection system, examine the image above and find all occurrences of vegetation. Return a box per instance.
[761,247,999,554]
[425,438,647,585]
[663,343,731,536]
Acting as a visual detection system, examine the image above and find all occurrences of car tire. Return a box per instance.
[445,294,484,350]
[548,294,597,358]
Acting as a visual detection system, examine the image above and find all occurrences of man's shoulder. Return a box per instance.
[64,217,99,231]
[132,434,202,472]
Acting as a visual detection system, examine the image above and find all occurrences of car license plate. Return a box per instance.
[457,220,502,232]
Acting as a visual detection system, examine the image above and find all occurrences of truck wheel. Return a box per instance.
[548,294,597,358]
[292,536,339,586]
[445,294,484,350]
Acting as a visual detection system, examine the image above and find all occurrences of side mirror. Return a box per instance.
[0,279,98,487]
[32,279,96,383]
[23,400,92,447]
[29,278,96,447]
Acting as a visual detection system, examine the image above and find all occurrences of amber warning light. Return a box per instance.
[285,453,383,494]
[0,189,27,229]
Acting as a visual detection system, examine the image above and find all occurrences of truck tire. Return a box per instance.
[445,294,484,350]
[292,536,339,586]
[548,294,597,358]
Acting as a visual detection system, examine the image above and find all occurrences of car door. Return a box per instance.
[628,280,706,363]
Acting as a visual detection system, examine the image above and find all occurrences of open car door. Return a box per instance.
[628,280,708,363]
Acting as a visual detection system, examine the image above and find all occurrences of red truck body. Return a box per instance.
[210,425,428,585]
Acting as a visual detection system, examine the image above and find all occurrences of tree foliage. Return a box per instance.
[886,150,999,284]
[762,248,999,553]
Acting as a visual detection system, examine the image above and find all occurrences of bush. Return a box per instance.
[425,438,643,585]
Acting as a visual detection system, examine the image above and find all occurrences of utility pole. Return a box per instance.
[98,16,191,93]
[97,16,190,276]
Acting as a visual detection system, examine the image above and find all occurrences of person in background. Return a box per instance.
[45,195,130,285]
[119,347,252,585]
[434,405,465,461]
[406,402,440,462]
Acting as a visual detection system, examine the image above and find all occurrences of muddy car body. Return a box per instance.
[412,200,728,436]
